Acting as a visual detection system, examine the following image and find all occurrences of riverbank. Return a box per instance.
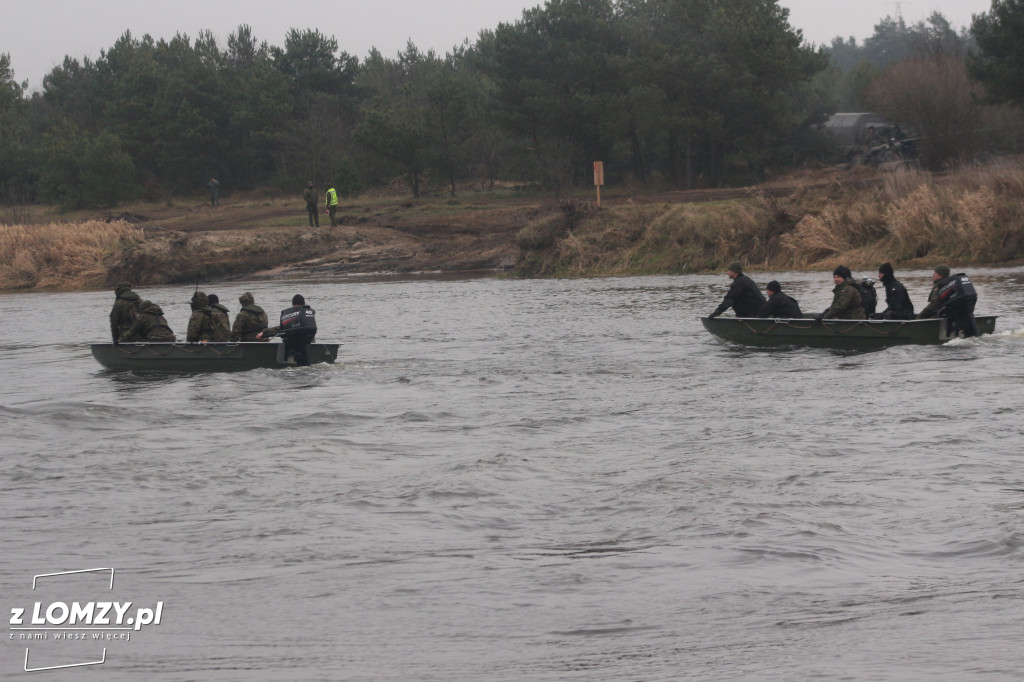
[3,161,1024,291]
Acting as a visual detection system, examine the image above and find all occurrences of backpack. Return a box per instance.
[855,278,877,316]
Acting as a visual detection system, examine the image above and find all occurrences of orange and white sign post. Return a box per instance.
[593,161,604,207]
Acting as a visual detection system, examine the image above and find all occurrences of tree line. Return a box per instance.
[1,0,1023,211]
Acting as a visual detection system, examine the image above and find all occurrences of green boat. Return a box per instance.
[91,342,339,372]
[701,315,997,349]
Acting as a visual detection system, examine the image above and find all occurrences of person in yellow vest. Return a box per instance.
[325,185,339,226]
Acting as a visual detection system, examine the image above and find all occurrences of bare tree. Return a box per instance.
[867,56,983,170]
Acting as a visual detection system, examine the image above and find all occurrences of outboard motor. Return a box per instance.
[937,273,979,338]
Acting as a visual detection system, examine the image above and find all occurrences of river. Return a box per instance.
[2,268,1024,681]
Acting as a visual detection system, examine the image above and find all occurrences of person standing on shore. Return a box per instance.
[325,185,339,226]
[109,282,141,343]
[708,262,764,318]
[304,182,320,227]
[207,178,220,207]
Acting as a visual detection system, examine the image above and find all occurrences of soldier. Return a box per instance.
[109,282,141,343]
[206,294,232,342]
[757,280,802,318]
[917,265,952,319]
[119,301,176,342]
[231,292,269,342]
[917,265,979,337]
[303,182,319,227]
[816,266,866,320]
[258,294,317,365]
[872,262,915,320]
[708,262,765,318]
[186,291,216,343]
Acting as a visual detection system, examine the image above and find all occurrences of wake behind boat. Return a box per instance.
[701,315,997,350]
[91,341,339,372]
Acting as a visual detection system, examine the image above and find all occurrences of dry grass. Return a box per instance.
[0,221,143,290]
[516,160,1024,277]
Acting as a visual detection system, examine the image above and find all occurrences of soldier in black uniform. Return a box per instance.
[757,280,802,318]
[258,294,317,365]
[708,262,765,318]
[872,263,915,319]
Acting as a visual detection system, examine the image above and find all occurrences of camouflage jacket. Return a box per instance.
[109,291,141,342]
[186,307,216,342]
[303,188,318,210]
[231,304,269,342]
[119,303,176,342]
[824,280,866,319]
[208,303,232,342]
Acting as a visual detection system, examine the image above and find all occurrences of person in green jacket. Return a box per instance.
[817,266,866,320]
[303,182,320,227]
[326,185,339,226]
[119,301,176,342]
[187,291,215,342]
[231,292,269,342]
[109,282,141,342]
[206,294,232,342]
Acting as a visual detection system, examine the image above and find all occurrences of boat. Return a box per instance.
[91,342,340,372]
[701,315,997,350]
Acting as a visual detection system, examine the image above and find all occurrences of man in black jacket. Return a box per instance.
[757,280,802,318]
[708,262,765,318]
[872,262,915,319]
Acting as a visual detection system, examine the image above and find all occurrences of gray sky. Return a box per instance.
[2,0,996,90]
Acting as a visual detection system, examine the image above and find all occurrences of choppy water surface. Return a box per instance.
[2,269,1024,681]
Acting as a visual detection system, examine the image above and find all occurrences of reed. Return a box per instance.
[0,221,143,290]
[516,159,1024,277]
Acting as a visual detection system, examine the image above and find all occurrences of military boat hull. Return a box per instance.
[701,315,997,350]
[91,342,339,372]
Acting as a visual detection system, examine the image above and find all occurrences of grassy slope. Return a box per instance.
[3,161,1024,291]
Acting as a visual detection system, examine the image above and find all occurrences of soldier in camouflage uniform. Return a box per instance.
[206,294,232,342]
[818,266,866,320]
[109,282,141,342]
[186,291,216,342]
[119,301,176,342]
[231,292,269,342]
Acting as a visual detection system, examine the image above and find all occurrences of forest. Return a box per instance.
[2,0,1024,212]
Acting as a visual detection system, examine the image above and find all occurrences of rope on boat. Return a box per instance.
[738,319,912,337]
[113,343,244,356]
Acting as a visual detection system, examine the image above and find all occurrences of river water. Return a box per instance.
[2,268,1024,681]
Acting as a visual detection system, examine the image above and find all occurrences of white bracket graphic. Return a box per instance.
[20,568,115,671]
[25,648,106,672]
[32,568,114,590]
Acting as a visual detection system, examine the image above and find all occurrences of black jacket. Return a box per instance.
[878,276,915,319]
[757,292,802,318]
[712,274,765,318]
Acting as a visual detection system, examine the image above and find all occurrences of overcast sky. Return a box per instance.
[2,0,996,90]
